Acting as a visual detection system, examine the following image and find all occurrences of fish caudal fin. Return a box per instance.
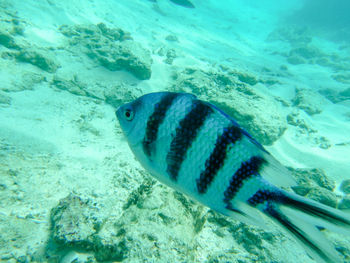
[254,189,350,263]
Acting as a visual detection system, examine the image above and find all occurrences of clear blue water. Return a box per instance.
[0,0,349,262]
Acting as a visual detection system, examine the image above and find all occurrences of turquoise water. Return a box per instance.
[0,0,350,262]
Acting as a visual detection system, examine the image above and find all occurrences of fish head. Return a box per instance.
[116,98,144,147]
[116,92,167,148]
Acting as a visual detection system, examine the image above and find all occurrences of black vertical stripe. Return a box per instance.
[143,93,179,157]
[166,100,213,181]
[196,125,242,194]
[223,156,265,206]
[248,189,282,206]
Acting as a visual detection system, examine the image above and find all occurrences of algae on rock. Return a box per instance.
[48,182,285,262]
[0,10,59,73]
[267,26,313,45]
[339,196,350,210]
[319,87,350,103]
[88,40,152,80]
[0,9,24,50]
[59,23,152,80]
[292,88,329,115]
[50,193,104,250]
[0,91,11,106]
[14,48,59,73]
[50,73,144,108]
[340,179,350,195]
[0,30,20,50]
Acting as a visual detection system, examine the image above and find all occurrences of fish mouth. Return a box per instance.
[115,107,125,128]
[116,107,128,133]
[115,106,122,121]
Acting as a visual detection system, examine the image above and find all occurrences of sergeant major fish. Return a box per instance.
[116,92,350,263]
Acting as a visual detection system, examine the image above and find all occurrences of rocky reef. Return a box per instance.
[59,23,152,80]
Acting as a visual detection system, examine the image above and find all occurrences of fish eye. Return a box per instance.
[124,108,134,121]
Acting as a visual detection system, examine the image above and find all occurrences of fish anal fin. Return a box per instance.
[220,201,268,229]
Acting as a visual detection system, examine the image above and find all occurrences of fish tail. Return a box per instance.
[249,188,350,263]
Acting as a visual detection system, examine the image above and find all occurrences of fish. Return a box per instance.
[169,0,195,8]
[146,0,195,8]
[116,91,350,263]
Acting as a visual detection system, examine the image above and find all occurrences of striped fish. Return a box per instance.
[116,92,350,263]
